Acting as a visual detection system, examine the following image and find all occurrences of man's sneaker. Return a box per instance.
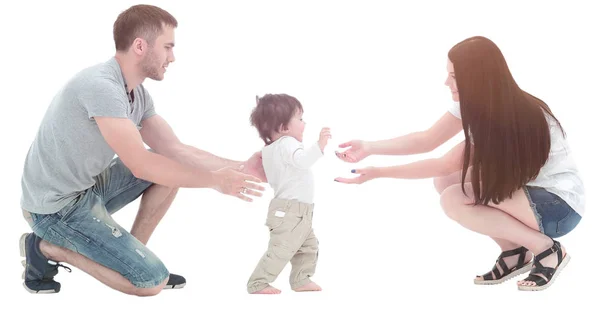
[164,273,186,289]
[19,232,71,293]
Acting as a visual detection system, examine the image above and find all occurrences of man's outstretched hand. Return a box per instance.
[212,167,265,202]
[241,151,267,182]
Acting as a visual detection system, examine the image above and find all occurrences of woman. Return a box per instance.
[334,36,584,291]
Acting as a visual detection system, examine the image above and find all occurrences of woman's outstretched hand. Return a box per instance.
[335,140,371,163]
[334,167,378,184]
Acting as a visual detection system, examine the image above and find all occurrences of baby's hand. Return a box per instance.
[318,127,331,152]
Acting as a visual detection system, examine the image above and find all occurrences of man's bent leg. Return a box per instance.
[38,238,168,296]
[130,185,178,245]
[99,157,183,288]
[26,191,170,296]
[100,157,179,245]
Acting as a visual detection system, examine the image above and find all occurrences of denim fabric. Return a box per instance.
[25,157,168,288]
[523,186,582,239]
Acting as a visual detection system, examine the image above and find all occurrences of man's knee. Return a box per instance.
[127,277,168,296]
[124,263,170,296]
[106,234,170,296]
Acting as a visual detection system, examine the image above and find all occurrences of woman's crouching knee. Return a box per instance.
[433,177,447,195]
[439,184,464,221]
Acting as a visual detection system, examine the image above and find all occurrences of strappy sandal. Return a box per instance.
[474,246,533,285]
[518,240,570,291]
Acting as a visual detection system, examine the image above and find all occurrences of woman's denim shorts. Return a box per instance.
[523,186,582,239]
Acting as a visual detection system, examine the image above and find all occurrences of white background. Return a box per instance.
[1,0,598,309]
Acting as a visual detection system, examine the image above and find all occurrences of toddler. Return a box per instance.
[247,93,330,294]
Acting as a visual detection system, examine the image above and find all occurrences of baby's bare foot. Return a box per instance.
[293,282,322,292]
[251,285,281,294]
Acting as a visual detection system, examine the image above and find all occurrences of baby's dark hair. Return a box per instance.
[250,94,304,145]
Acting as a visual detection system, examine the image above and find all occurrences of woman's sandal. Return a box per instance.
[474,246,533,285]
[517,240,570,291]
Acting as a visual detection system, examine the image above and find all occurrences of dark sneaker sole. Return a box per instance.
[19,233,59,294]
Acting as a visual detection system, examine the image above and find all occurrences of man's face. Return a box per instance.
[140,25,175,81]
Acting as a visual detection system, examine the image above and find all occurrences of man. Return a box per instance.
[19,4,266,296]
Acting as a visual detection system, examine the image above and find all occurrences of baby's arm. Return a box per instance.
[281,137,324,169]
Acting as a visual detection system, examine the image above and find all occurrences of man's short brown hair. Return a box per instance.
[113,4,178,51]
[250,94,304,145]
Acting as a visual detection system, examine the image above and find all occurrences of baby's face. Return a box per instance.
[286,109,306,142]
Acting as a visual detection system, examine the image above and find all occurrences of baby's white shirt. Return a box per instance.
[261,136,324,204]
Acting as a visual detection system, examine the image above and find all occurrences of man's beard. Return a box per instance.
[140,50,162,81]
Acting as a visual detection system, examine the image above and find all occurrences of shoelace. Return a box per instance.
[48,260,72,273]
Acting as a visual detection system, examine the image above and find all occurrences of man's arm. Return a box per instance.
[95,116,216,188]
[140,115,242,171]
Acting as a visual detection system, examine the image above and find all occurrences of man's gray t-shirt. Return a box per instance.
[21,57,156,214]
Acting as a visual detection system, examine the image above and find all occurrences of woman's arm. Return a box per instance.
[336,112,463,163]
[335,140,471,184]
[376,140,468,179]
[368,112,463,155]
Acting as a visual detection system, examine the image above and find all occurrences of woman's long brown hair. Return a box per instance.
[448,36,564,206]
